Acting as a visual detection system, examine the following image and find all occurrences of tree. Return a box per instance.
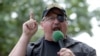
[0,0,45,56]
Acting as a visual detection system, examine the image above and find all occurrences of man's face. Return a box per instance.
[41,9,68,39]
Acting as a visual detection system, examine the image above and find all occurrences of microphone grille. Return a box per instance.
[52,31,64,42]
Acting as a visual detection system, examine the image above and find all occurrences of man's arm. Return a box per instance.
[8,34,31,56]
[9,12,38,56]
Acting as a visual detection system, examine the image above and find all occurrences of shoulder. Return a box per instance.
[66,37,96,55]
[26,38,44,56]
[66,37,96,53]
[28,37,44,47]
[77,41,96,52]
[75,40,96,56]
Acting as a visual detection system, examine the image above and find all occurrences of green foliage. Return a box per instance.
[0,0,45,56]
[91,8,100,20]
[0,0,99,56]
[64,0,92,36]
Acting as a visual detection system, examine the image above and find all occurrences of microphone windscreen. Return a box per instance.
[52,31,64,42]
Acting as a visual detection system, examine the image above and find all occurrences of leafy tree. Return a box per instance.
[0,0,45,56]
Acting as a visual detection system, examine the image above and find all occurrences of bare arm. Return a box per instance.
[9,12,38,56]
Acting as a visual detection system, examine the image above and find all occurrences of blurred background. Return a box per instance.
[0,0,100,56]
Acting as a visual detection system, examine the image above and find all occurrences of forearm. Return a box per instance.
[9,34,31,56]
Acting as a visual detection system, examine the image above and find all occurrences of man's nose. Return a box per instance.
[54,19,60,24]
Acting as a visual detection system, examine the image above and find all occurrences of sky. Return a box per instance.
[74,0,100,56]
[87,0,100,12]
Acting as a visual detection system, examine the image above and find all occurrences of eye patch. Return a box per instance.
[57,14,65,22]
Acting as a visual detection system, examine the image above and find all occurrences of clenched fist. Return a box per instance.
[22,12,38,38]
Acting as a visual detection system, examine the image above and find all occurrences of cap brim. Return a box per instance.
[43,7,66,17]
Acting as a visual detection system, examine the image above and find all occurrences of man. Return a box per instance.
[9,3,96,56]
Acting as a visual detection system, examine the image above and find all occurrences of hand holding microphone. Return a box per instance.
[57,48,75,56]
[52,31,75,56]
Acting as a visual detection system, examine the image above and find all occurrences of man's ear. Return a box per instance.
[40,21,44,28]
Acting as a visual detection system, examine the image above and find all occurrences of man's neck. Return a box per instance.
[44,36,53,41]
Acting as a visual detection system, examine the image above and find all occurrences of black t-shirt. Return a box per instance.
[43,40,60,56]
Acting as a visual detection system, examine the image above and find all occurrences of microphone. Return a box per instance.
[52,30,65,48]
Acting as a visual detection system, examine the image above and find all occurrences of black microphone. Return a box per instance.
[52,30,65,48]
